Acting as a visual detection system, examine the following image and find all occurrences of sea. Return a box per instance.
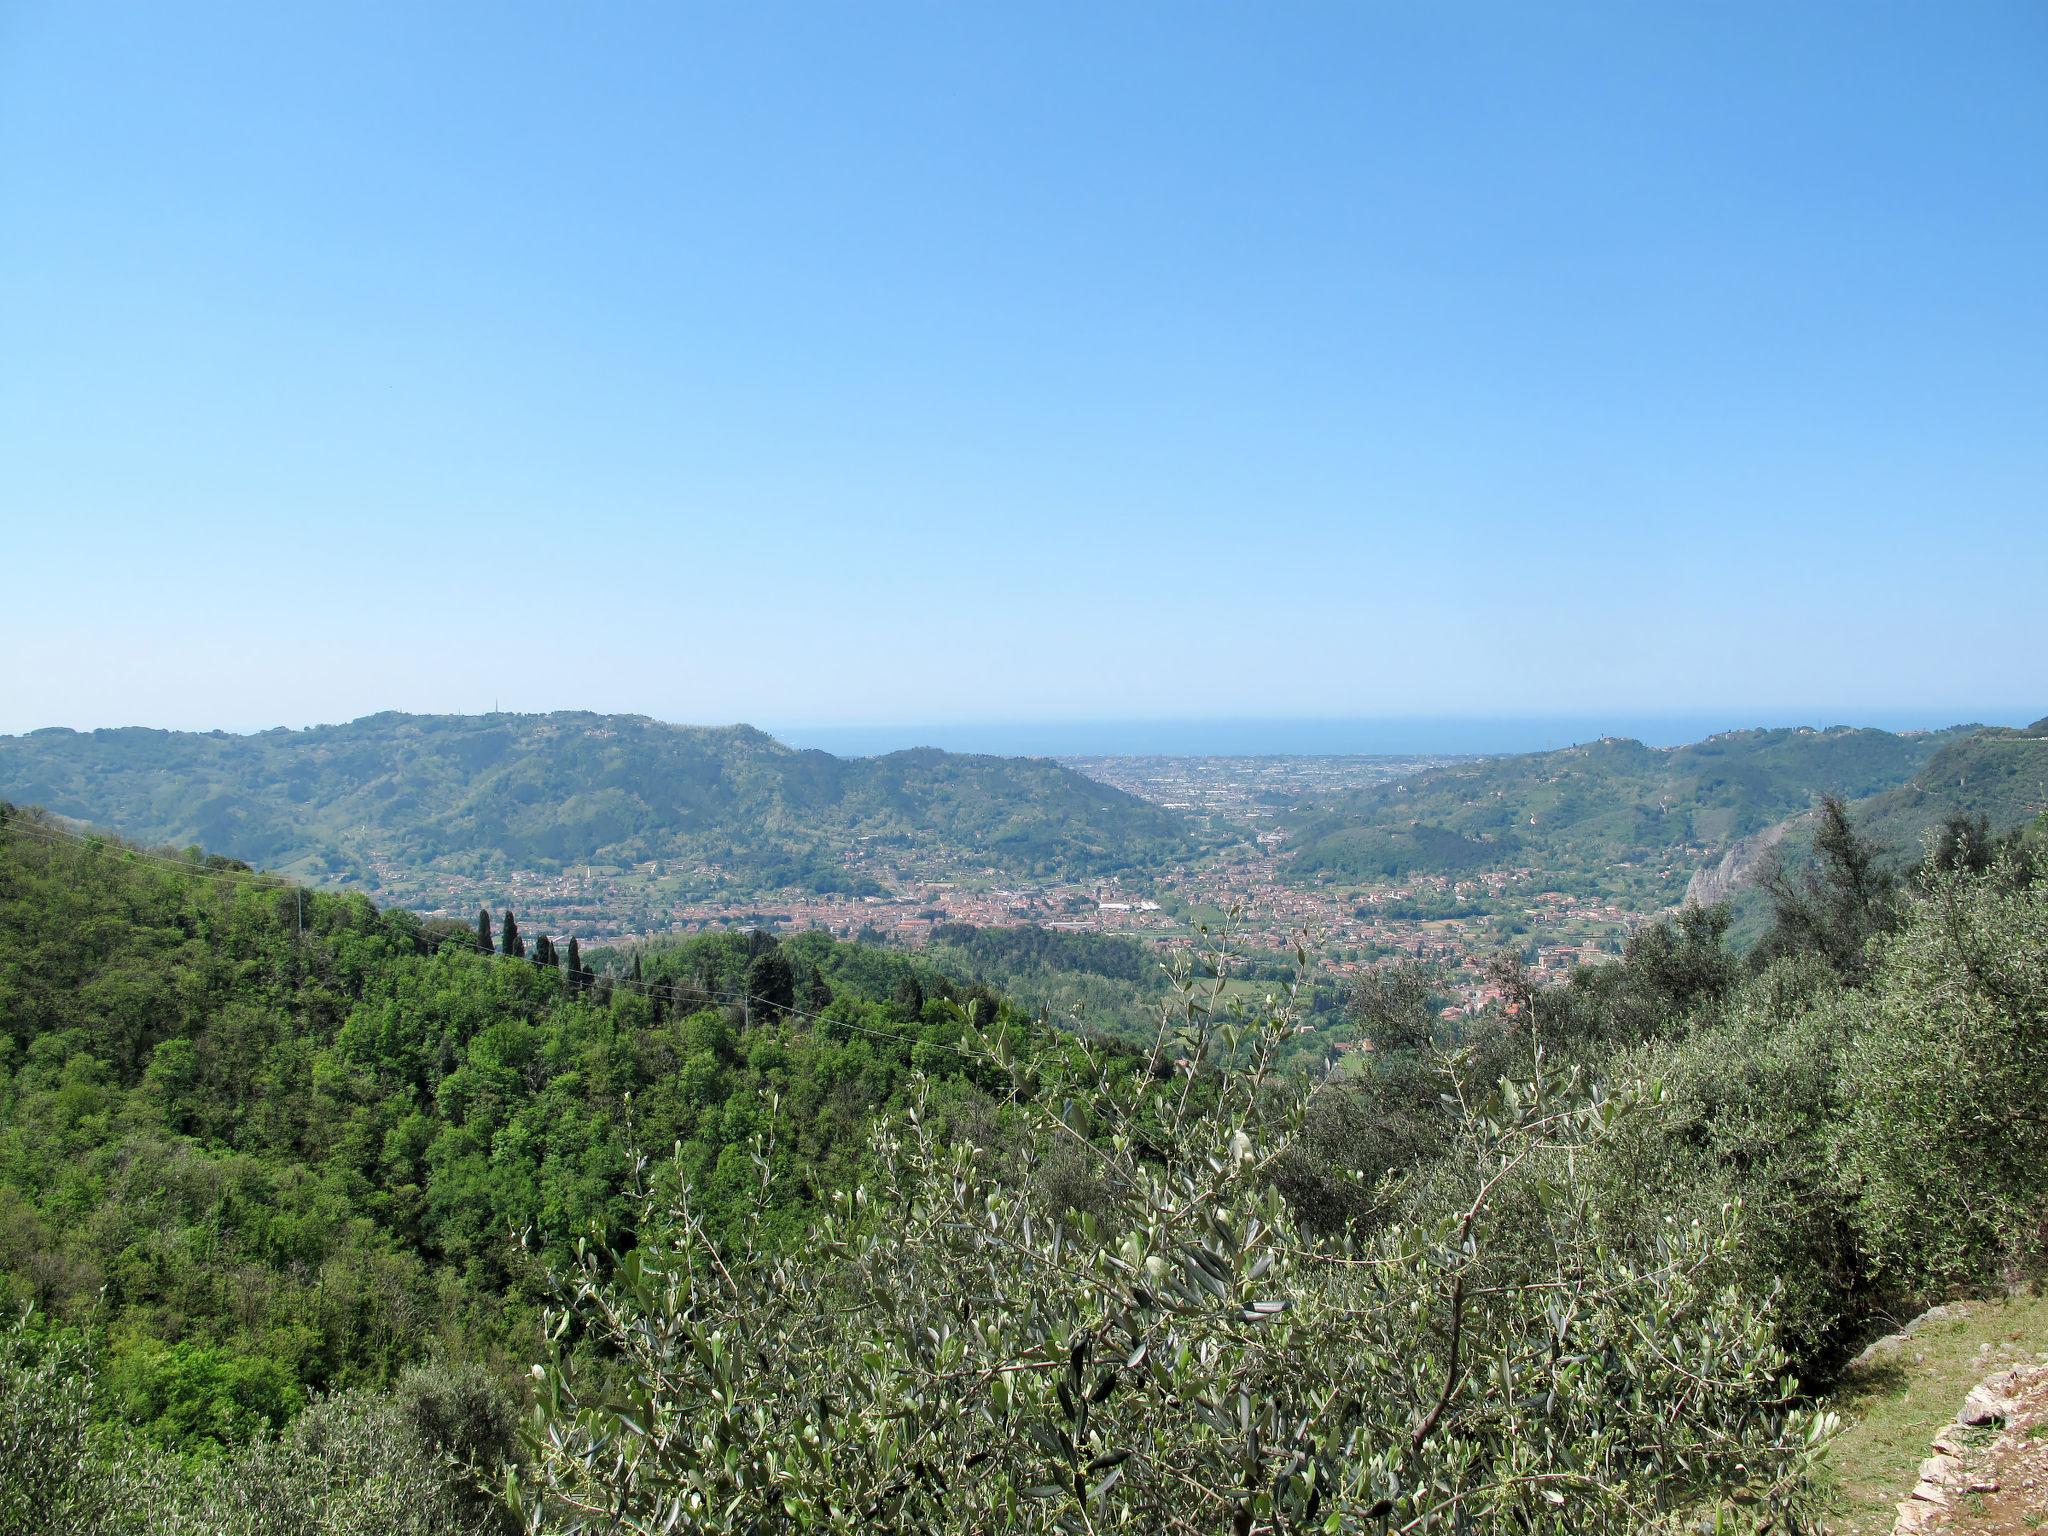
[764,711,2032,760]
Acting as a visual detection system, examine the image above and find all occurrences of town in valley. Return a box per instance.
[361,751,1699,1019]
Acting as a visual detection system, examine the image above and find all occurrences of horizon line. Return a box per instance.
[8,705,2041,737]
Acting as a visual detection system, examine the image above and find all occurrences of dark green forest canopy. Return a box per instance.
[0,807,1061,1455]
[3,794,2048,1533]
[0,712,1203,893]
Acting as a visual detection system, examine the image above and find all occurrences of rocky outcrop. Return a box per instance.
[1684,814,1800,907]
[1957,1378,2018,1428]
[1892,1360,2048,1533]
[1847,1303,1963,1373]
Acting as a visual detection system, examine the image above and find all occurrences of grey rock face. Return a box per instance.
[1684,815,1797,907]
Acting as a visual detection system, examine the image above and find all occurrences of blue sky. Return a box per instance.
[2,2,2043,743]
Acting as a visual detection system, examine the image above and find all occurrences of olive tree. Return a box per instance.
[1839,855,2048,1298]
[514,935,1830,1534]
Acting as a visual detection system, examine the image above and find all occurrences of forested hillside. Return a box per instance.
[1283,724,1971,894]
[1700,722,2048,942]
[0,712,1199,895]
[0,805,1051,1455]
[4,797,2046,1533]
[1844,719,2048,855]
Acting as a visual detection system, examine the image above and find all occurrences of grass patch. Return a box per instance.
[1820,1292,2048,1534]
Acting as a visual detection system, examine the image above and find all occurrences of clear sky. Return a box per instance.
[2,2,2043,742]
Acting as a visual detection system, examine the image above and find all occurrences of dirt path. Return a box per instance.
[1823,1295,2048,1534]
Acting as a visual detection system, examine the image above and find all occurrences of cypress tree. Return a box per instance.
[804,966,833,1016]
[894,971,925,1020]
[746,948,796,1018]
[566,938,583,992]
[501,910,524,959]
[476,908,493,955]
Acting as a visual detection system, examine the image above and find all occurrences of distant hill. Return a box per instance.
[1282,725,1977,897]
[0,712,1200,895]
[1699,721,2048,945]
[1846,720,2048,855]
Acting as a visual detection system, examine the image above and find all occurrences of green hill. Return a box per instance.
[5,799,2047,1532]
[1283,724,1975,900]
[0,712,1199,897]
[1847,719,2048,856]
[1708,722,2048,943]
[0,805,1052,1446]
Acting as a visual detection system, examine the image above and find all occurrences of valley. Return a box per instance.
[8,716,2042,1036]
[9,6,2043,1527]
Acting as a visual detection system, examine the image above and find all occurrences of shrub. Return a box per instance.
[101,1383,514,1535]
[0,1319,513,1536]
[1583,955,1865,1370]
[513,947,1831,1533]
[1838,860,2048,1298]
[0,1319,118,1535]
[388,1358,520,1477]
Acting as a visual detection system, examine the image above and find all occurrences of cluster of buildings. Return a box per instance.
[1066,753,1460,828]
[354,757,1671,1007]
[378,828,1647,994]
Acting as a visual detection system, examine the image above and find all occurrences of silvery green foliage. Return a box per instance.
[0,1323,117,1535]
[97,1380,513,1536]
[515,935,1832,1534]
[1839,856,2048,1296]
[0,1328,511,1536]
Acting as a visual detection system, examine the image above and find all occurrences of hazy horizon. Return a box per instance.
[770,710,2045,759]
[6,705,2039,761]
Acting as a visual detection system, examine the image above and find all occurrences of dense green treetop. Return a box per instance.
[0,805,1056,1459]
[2,793,2046,1532]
